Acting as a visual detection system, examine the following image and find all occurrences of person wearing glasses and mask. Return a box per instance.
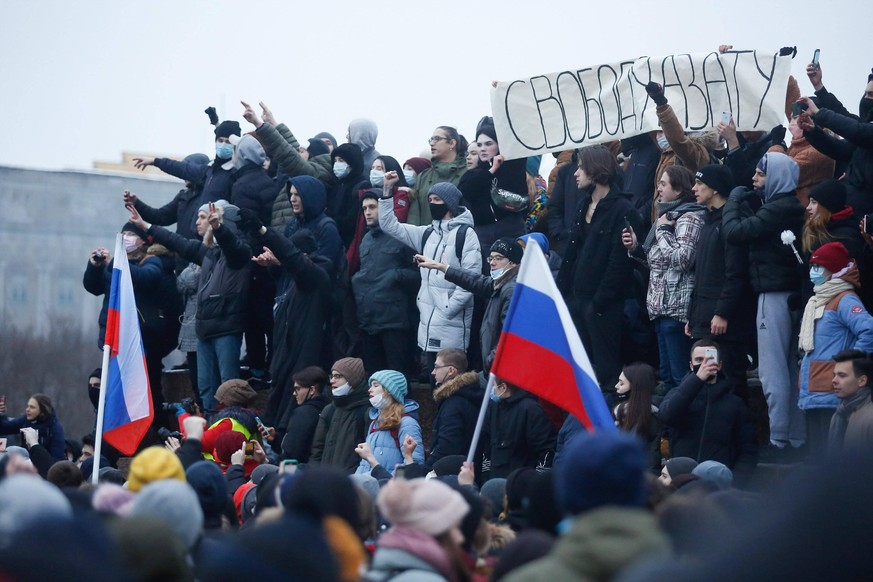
[416,237,523,372]
[308,358,372,473]
[407,126,468,225]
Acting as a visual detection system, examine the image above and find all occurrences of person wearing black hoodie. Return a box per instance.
[427,348,483,470]
[279,366,331,463]
[284,175,343,272]
[328,143,368,248]
[558,145,642,396]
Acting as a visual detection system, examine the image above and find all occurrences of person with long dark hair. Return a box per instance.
[0,394,66,462]
[614,362,661,471]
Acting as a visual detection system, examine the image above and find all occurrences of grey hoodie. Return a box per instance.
[348,118,380,169]
[758,152,799,201]
[233,134,266,170]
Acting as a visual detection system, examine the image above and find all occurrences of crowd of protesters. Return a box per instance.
[3,46,873,580]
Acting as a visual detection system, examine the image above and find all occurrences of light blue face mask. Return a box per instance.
[657,135,669,151]
[403,169,416,186]
[490,266,507,280]
[215,142,234,160]
[809,264,828,286]
[370,169,385,187]
[333,161,350,179]
[489,385,502,402]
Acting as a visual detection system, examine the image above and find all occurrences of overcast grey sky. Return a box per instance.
[0,0,868,173]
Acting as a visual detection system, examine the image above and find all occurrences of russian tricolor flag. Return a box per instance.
[97,233,153,456]
[491,242,615,431]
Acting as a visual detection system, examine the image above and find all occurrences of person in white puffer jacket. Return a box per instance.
[379,172,482,368]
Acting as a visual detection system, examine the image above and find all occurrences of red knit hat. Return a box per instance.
[403,157,432,175]
[810,241,850,273]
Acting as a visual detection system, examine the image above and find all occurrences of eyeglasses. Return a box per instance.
[428,136,450,145]
[330,373,345,380]
[292,385,311,393]
[433,364,452,371]
[486,255,508,264]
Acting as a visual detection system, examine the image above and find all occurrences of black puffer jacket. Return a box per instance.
[426,371,484,469]
[459,158,529,226]
[805,107,873,216]
[558,188,642,310]
[688,205,753,340]
[309,381,372,474]
[231,163,277,227]
[352,225,419,334]
[444,265,517,371]
[479,389,557,481]
[133,185,202,241]
[723,191,805,294]
[280,394,330,463]
[149,223,252,339]
[658,373,757,475]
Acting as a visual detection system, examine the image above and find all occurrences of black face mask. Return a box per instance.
[616,391,629,401]
[860,98,873,122]
[429,202,448,221]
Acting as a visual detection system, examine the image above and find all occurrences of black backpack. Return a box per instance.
[420,224,469,262]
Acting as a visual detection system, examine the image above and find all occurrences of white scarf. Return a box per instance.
[799,278,855,353]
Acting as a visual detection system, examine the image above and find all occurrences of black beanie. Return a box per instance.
[809,179,848,214]
[490,237,524,264]
[214,120,241,139]
[306,138,330,158]
[694,164,735,197]
[121,222,150,241]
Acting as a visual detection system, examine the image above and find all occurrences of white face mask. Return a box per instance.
[370,169,385,187]
[333,161,350,179]
[369,394,387,409]
[657,135,670,151]
[403,169,416,186]
[123,234,141,253]
[490,266,506,280]
[331,383,351,397]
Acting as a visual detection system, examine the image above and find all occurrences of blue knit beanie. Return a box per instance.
[555,430,648,516]
[428,182,463,217]
[369,370,407,403]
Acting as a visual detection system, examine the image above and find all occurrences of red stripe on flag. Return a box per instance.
[492,332,595,431]
[104,307,120,355]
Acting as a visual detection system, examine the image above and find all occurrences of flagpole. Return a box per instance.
[91,344,112,485]
[466,373,495,466]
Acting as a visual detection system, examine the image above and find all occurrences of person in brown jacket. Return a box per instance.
[785,113,836,207]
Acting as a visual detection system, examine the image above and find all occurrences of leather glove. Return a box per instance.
[204,106,219,126]
[237,208,264,235]
[769,125,787,145]
[646,82,668,106]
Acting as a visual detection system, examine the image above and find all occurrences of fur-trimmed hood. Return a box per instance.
[144,243,172,257]
[433,371,481,403]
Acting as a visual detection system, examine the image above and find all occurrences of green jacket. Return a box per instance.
[407,156,467,226]
[504,507,670,582]
[256,122,336,227]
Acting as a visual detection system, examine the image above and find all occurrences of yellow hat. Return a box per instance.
[127,447,186,492]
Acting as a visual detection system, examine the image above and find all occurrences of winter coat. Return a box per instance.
[559,188,642,310]
[367,528,453,582]
[444,265,517,371]
[230,163,277,227]
[547,149,574,198]
[280,394,330,463]
[0,414,66,462]
[723,191,805,294]
[133,184,202,241]
[309,382,372,473]
[327,143,369,247]
[480,389,557,481]
[256,122,337,188]
[724,133,781,190]
[378,197,482,352]
[503,507,670,582]
[149,223,252,340]
[645,207,705,321]
[786,135,836,206]
[176,263,199,352]
[346,187,411,275]
[800,291,873,410]
[351,224,419,334]
[805,107,873,216]
[283,175,344,272]
[259,227,333,428]
[688,205,752,340]
[356,400,424,474]
[83,244,182,348]
[658,373,757,474]
[621,133,661,222]
[407,156,467,226]
[154,157,234,230]
[546,162,583,257]
[459,159,529,227]
[800,212,866,305]
[427,371,483,469]
[654,103,718,191]
[832,398,873,451]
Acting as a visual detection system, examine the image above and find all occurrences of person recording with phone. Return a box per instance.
[0,394,67,462]
[658,340,757,481]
